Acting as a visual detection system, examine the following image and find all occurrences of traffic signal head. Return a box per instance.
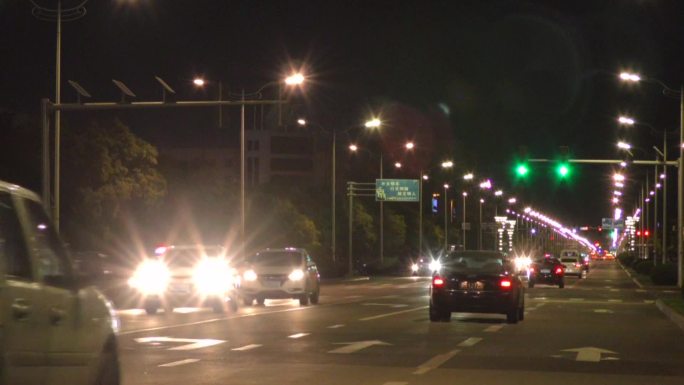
[644,230,650,237]
[516,163,529,177]
[556,163,571,178]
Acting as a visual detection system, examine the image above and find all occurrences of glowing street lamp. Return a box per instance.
[618,116,635,125]
[405,141,415,150]
[349,144,358,152]
[613,173,626,182]
[422,174,429,180]
[394,162,402,169]
[619,72,641,82]
[193,77,206,86]
[508,197,517,204]
[364,118,381,128]
[463,173,474,181]
[284,72,305,85]
[441,161,454,169]
[495,190,503,197]
[617,141,632,150]
[296,118,307,126]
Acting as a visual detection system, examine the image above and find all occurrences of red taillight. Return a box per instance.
[529,267,535,273]
[555,267,563,275]
[500,279,512,289]
[575,263,582,268]
[433,276,445,287]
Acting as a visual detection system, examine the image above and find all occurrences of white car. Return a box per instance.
[239,248,320,306]
[128,244,240,314]
[0,181,120,385]
[559,256,585,278]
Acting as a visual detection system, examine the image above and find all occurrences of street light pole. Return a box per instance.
[663,133,668,264]
[679,85,683,287]
[462,192,468,250]
[240,89,246,251]
[332,130,336,262]
[479,199,484,250]
[380,153,384,264]
[419,172,424,258]
[443,184,449,251]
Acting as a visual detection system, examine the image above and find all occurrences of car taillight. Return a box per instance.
[500,279,512,289]
[555,267,563,274]
[575,263,582,268]
[529,267,535,273]
[432,276,445,287]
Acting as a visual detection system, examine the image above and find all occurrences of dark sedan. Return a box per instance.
[528,256,565,288]
[429,251,525,324]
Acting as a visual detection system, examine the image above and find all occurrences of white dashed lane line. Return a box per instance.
[231,344,262,351]
[484,324,505,332]
[288,333,310,339]
[413,349,461,375]
[327,324,345,329]
[158,359,199,368]
[457,337,482,347]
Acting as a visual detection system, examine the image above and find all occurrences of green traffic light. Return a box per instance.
[516,164,529,177]
[557,164,570,178]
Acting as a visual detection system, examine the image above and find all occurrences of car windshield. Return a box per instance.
[443,252,506,273]
[163,247,225,268]
[250,251,302,267]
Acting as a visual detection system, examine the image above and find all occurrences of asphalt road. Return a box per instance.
[116,261,684,385]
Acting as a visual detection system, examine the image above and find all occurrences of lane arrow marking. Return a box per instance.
[562,346,617,362]
[135,336,226,351]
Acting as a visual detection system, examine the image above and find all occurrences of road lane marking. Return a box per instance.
[413,349,461,375]
[458,337,482,347]
[643,300,655,304]
[608,299,622,303]
[569,298,584,301]
[379,295,399,298]
[562,347,618,362]
[484,325,505,332]
[288,333,310,339]
[359,306,428,321]
[362,303,409,308]
[328,340,391,354]
[345,295,363,298]
[135,336,226,351]
[383,382,408,385]
[594,309,614,314]
[327,324,345,329]
[231,344,262,351]
[609,289,619,292]
[158,359,199,367]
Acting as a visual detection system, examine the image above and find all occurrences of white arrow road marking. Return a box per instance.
[158,359,199,367]
[327,324,345,329]
[413,349,461,374]
[484,325,505,332]
[562,347,618,362]
[362,303,409,308]
[359,306,427,321]
[231,344,262,351]
[288,333,309,339]
[594,309,614,314]
[328,340,391,354]
[135,336,226,351]
[457,337,482,347]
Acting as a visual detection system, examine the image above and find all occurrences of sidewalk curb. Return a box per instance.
[617,260,644,288]
[655,299,684,333]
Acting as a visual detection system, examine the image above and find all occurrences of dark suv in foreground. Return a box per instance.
[429,251,525,324]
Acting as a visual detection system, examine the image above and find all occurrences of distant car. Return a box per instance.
[529,256,565,288]
[604,253,616,260]
[239,248,320,306]
[410,257,442,276]
[0,180,120,385]
[128,244,240,314]
[429,251,525,324]
[559,256,586,278]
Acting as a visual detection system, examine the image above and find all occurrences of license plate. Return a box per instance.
[170,283,191,293]
[264,280,281,288]
[459,281,484,290]
[540,269,551,274]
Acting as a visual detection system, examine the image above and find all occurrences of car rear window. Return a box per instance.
[250,251,302,266]
[443,252,507,273]
[560,258,578,263]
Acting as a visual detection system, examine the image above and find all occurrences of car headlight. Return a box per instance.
[128,259,170,295]
[428,260,441,271]
[288,269,305,281]
[243,269,258,281]
[514,256,532,271]
[411,263,419,272]
[193,258,233,295]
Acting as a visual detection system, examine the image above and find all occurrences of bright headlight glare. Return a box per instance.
[243,269,258,281]
[288,269,305,281]
[411,263,419,272]
[428,260,441,271]
[514,256,532,271]
[194,258,232,295]
[128,259,170,295]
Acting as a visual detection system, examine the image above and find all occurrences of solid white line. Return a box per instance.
[158,359,199,368]
[231,344,262,351]
[484,324,505,333]
[359,306,428,321]
[288,333,310,339]
[457,337,482,347]
[327,324,345,329]
[608,299,622,303]
[569,298,585,301]
[383,382,408,385]
[413,349,461,375]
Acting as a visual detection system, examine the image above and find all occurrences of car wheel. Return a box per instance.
[94,340,120,385]
[243,297,254,306]
[309,288,320,305]
[518,301,525,321]
[559,279,565,289]
[144,304,158,315]
[506,307,519,324]
[256,296,265,306]
[211,301,224,314]
[528,280,535,288]
[229,298,239,312]
[299,294,310,306]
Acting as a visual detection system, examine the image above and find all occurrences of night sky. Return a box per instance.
[1,0,683,228]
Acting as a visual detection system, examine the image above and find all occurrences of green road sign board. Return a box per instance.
[375,179,419,202]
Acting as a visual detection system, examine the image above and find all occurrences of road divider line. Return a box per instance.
[288,333,310,339]
[327,324,345,329]
[158,359,199,368]
[484,324,505,332]
[382,382,408,385]
[457,337,482,347]
[231,344,262,351]
[359,306,428,321]
[413,349,461,375]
